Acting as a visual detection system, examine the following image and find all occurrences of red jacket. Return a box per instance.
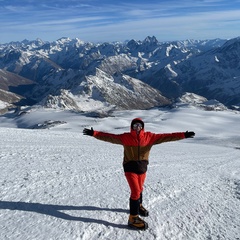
[93,125,185,174]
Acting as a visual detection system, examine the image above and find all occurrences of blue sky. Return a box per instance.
[1,0,240,43]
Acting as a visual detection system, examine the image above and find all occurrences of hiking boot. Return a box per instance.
[128,215,148,230]
[139,204,149,217]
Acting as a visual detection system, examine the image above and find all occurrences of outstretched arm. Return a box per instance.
[83,127,123,145]
[151,131,195,145]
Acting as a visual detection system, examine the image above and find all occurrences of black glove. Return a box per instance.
[83,127,94,136]
[184,131,195,138]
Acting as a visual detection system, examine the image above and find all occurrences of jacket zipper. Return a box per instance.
[137,132,140,161]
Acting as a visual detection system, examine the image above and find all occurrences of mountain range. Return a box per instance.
[0,36,240,114]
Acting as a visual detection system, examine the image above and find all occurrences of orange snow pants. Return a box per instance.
[125,172,146,200]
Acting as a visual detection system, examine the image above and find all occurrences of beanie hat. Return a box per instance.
[131,118,144,129]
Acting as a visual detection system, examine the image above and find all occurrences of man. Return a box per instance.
[83,118,195,230]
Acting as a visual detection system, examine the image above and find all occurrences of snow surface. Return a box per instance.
[0,106,240,240]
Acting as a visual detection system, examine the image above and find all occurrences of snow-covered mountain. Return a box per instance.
[1,36,239,113]
[170,37,240,106]
[0,69,36,113]
[1,37,240,240]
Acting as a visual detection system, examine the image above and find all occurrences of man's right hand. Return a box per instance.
[83,127,94,136]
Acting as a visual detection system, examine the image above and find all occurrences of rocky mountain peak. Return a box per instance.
[0,36,240,114]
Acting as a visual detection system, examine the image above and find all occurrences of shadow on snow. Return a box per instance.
[0,201,129,229]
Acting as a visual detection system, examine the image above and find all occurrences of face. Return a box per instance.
[132,122,143,132]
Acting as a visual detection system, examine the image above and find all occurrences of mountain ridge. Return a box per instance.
[1,36,239,114]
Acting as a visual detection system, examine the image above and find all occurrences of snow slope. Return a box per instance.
[0,106,240,240]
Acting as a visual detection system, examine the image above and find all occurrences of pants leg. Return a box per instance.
[125,172,146,215]
[125,172,146,200]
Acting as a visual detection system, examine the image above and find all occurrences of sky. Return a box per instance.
[1,0,240,44]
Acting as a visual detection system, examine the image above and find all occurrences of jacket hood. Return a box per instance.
[131,118,144,130]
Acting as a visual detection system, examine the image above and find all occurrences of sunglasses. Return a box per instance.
[132,123,143,129]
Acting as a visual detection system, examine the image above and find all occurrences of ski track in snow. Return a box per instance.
[0,109,240,240]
